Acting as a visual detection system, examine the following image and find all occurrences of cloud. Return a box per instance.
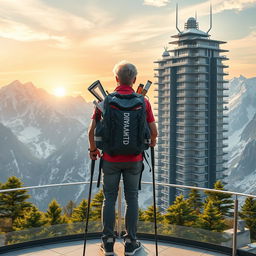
[228,30,256,58]
[143,0,170,7]
[181,0,256,18]
[214,0,256,12]
[85,14,171,50]
[0,69,45,75]
[226,30,256,77]
[0,0,93,31]
[0,0,93,47]
[0,18,69,46]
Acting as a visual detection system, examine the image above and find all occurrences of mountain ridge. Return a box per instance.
[0,80,92,159]
[0,80,93,209]
[225,75,256,194]
[0,122,43,182]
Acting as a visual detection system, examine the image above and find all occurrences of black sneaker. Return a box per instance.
[124,239,142,256]
[100,237,115,256]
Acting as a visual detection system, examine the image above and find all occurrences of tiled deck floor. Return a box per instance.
[1,239,227,256]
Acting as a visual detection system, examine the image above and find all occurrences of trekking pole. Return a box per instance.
[151,147,158,256]
[82,159,96,256]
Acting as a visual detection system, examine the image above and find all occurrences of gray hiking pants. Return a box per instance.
[102,160,143,241]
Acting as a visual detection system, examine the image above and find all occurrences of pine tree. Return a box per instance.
[239,197,256,239]
[14,205,47,230]
[71,199,88,222]
[188,189,203,213]
[164,195,197,226]
[45,199,67,225]
[197,200,226,232]
[204,180,233,217]
[90,190,104,220]
[0,176,31,230]
[63,200,76,218]
[142,205,163,222]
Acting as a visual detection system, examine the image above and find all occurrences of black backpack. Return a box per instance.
[95,92,150,156]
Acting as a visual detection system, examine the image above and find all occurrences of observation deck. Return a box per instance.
[1,181,256,256]
[0,238,227,256]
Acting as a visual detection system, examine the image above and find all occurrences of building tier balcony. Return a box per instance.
[176,138,209,143]
[176,78,208,83]
[171,44,228,52]
[175,122,209,127]
[176,93,209,97]
[176,85,208,90]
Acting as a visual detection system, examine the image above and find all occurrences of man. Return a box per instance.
[88,61,157,256]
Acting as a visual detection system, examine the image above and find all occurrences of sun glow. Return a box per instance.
[53,87,67,97]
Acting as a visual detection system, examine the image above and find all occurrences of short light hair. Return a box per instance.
[113,60,138,86]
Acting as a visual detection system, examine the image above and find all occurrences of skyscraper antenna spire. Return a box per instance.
[206,4,212,34]
[176,3,181,33]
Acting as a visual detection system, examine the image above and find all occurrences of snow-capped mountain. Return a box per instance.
[240,112,256,142]
[0,80,93,159]
[0,123,43,182]
[225,76,256,195]
[31,130,92,210]
[227,113,256,194]
[0,80,94,209]
[228,75,256,137]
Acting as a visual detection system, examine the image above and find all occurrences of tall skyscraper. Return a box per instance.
[154,14,229,210]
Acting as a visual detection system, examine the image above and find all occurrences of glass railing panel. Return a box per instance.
[1,180,256,255]
[0,182,102,247]
[136,185,234,247]
[1,221,101,246]
[137,221,233,246]
[137,183,256,255]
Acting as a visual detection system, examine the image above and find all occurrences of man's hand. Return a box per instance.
[150,138,157,147]
[89,149,101,160]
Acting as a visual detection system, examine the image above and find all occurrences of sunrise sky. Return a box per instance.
[0,0,256,101]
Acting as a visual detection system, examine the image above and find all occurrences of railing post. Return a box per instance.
[232,195,238,256]
[117,185,122,238]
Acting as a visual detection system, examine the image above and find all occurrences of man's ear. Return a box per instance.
[115,76,119,83]
[133,77,137,84]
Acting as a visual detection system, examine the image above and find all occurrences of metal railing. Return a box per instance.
[1,181,256,256]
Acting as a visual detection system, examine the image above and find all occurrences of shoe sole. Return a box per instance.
[100,246,114,256]
[125,246,142,256]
